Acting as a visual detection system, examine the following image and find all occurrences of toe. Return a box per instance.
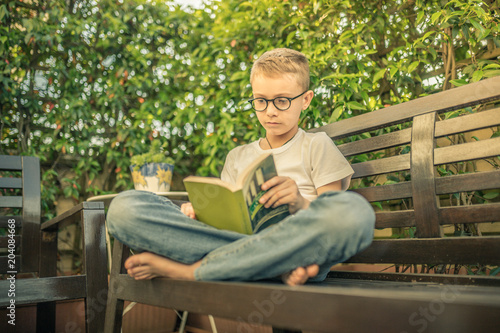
[307,264,320,278]
[124,256,139,270]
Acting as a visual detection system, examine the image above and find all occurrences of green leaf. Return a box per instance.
[483,192,499,200]
[469,18,483,32]
[482,63,500,70]
[329,106,343,122]
[472,70,483,82]
[431,11,442,25]
[344,89,352,100]
[389,66,398,79]
[483,70,500,78]
[422,31,436,40]
[373,68,386,82]
[229,71,247,81]
[416,11,425,25]
[428,47,437,60]
[408,61,419,73]
[347,101,365,110]
[286,31,296,45]
[449,79,468,87]
[0,5,7,21]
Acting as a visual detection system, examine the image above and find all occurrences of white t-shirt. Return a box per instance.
[221,129,354,202]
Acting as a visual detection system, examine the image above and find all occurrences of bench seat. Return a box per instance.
[105,76,500,333]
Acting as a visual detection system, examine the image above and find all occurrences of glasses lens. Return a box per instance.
[274,98,291,111]
[252,98,267,111]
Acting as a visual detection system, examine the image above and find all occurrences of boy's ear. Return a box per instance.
[302,90,314,110]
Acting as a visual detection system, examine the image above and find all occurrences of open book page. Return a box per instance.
[183,181,252,234]
[183,153,290,234]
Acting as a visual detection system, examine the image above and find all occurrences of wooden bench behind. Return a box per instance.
[0,155,108,332]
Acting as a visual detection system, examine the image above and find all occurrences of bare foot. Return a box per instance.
[282,264,320,286]
[124,252,201,281]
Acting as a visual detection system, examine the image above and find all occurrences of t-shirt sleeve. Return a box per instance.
[310,132,354,191]
[220,148,237,184]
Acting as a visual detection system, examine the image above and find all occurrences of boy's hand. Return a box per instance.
[181,202,196,219]
[259,176,310,214]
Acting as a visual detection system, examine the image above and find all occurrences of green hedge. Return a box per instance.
[1,0,499,219]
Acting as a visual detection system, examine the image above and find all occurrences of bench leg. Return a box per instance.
[38,229,58,333]
[36,302,56,333]
[81,208,108,333]
[105,239,128,333]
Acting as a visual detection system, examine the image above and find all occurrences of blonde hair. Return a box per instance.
[250,48,310,90]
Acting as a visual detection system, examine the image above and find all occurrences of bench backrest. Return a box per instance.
[0,155,41,273]
[313,76,500,267]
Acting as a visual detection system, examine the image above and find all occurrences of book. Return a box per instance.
[183,153,290,234]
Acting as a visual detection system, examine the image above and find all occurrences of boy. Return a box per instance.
[107,48,375,286]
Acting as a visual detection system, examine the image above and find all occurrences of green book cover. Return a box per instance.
[183,153,290,234]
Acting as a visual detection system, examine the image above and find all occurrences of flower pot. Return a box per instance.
[130,163,174,192]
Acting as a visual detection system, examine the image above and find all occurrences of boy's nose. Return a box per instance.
[265,103,279,116]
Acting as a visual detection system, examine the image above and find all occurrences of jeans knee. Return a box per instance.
[106,190,141,233]
[314,191,375,246]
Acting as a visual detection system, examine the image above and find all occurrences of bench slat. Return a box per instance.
[352,170,500,203]
[352,182,412,202]
[0,177,22,189]
[110,273,500,333]
[436,170,500,194]
[0,235,21,247]
[364,202,500,229]
[327,271,500,287]
[0,216,22,227]
[435,136,500,165]
[0,196,23,208]
[352,155,409,178]
[347,237,500,265]
[336,107,500,158]
[0,276,86,306]
[375,211,415,228]
[338,128,411,157]
[313,76,500,139]
[0,256,21,272]
[439,203,500,225]
[435,107,500,138]
[411,112,441,237]
[0,155,22,170]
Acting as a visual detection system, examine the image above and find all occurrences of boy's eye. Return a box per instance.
[254,99,267,106]
[275,98,289,107]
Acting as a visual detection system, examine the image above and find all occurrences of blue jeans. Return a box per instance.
[106,190,375,282]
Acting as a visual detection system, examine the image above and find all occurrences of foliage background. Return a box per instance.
[1,0,499,219]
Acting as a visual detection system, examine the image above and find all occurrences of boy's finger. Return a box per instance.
[261,176,286,191]
[263,187,292,208]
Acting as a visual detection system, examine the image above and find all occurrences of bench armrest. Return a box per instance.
[41,201,105,231]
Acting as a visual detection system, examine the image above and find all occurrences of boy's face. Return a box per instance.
[251,74,313,140]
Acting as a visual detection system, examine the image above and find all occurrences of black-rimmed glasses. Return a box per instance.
[248,90,308,112]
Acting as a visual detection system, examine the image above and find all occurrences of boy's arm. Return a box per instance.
[259,178,343,214]
[316,180,342,195]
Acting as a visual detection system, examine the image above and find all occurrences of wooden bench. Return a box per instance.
[105,76,500,333]
[0,156,108,332]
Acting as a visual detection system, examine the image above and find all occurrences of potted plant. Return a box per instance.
[130,140,175,192]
